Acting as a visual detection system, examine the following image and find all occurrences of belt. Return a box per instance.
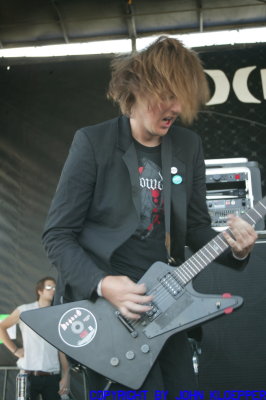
[24,370,59,376]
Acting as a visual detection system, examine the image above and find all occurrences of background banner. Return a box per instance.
[0,44,265,394]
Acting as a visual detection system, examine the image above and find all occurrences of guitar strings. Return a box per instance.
[127,202,265,329]
[130,235,228,328]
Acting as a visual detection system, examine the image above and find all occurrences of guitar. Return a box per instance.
[21,197,266,389]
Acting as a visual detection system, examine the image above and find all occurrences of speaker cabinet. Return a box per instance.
[189,239,266,391]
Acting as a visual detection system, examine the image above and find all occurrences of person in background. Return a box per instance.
[0,276,70,400]
[42,36,257,397]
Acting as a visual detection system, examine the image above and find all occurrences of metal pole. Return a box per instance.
[0,367,19,400]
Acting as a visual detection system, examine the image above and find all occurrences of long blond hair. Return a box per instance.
[107,36,210,125]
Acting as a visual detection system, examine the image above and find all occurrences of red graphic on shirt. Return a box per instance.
[135,159,164,240]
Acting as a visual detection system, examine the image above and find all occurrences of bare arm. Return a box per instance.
[58,352,70,396]
[0,308,24,358]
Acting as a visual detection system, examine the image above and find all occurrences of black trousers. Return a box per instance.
[27,374,61,400]
[86,332,197,400]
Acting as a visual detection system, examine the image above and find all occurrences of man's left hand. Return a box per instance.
[58,373,70,396]
[223,215,258,259]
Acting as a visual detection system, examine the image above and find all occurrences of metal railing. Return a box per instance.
[0,365,88,400]
[0,366,19,400]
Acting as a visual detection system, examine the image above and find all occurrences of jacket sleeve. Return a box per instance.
[42,129,107,301]
[186,134,248,269]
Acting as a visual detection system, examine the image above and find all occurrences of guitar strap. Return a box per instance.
[161,134,175,264]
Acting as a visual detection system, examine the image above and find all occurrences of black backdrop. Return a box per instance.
[0,44,266,397]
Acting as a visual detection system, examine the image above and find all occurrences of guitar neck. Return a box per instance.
[174,197,266,285]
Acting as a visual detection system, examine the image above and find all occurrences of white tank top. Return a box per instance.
[17,301,60,373]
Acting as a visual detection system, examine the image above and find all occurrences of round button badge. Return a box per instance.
[172,175,183,184]
[171,167,178,174]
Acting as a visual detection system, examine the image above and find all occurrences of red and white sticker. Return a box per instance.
[58,307,97,347]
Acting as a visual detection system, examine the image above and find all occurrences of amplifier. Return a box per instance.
[205,159,264,231]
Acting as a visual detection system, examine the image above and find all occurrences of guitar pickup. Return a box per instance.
[159,272,183,298]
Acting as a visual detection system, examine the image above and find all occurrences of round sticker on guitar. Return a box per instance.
[58,307,97,347]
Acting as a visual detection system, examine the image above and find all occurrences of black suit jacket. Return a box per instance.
[43,116,244,304]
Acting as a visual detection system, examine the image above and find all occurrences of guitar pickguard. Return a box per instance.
[143,281,243,338]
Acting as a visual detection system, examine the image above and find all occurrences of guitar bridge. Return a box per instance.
[145,302,160,321]
[115,311,138,338]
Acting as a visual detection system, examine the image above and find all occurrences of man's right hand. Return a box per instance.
[101,275,153,320]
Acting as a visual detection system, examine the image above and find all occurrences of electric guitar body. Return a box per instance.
[21,261,242,390]
[21,197,266,389]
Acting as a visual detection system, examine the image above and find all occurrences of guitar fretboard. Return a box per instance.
[172,197,266,286]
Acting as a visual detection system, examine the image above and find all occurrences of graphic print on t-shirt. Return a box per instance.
[134,158,164,240]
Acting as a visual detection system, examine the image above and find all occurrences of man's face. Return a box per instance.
[130,95,182,145]
[39,279,56,302]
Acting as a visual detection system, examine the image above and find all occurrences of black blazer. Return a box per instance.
[43,116,244,304]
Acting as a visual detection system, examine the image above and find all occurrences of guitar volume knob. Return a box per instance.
[141,344,150,353]
[110,357,119,366]
[125,351,135,360]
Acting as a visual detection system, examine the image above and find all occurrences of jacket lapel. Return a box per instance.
[118,116,141,219]
[162,128,187,261]
[122,143,141,219]
[161,133,172,259]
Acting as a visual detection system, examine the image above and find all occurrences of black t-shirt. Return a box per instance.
[110,140,167,282]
